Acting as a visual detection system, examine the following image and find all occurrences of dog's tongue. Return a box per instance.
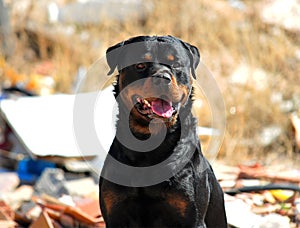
[151,99,173,118]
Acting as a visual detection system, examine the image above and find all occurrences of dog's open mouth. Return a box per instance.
[133,95,176,118]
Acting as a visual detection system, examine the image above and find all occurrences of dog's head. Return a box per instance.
[106,35,200,135]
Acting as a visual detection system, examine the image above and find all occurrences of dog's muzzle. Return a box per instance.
[151,71,172,86]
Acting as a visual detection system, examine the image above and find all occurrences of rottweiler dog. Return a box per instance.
[99,35,227,227]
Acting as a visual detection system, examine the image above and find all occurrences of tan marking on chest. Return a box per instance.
[165,195,188,217]
[102,191,120,216]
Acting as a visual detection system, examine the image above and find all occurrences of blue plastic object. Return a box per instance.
[17,158,56,183]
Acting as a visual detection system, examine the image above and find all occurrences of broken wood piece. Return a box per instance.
[238,164,300,183]
[29,210,54,228]
[33,196,102,225]
[74,197,101,218]
[0,201,14,220]
[46,208,76,227]
[0,200,17,227]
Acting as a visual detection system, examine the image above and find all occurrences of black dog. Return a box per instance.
[99,35,227,227]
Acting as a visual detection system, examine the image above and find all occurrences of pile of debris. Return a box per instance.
[1,162,300,227]
[0,167,104,227]
[217,163,300,227]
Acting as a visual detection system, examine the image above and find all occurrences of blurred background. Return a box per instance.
[1,0,300,166]
[1,1,300,227]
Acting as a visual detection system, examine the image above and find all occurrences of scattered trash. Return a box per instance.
[224,194,263,228]
[1,142,300,227]
[29,210,53,228]
[0,200,16,228]
[0,89,115,159]
[35,168,67,198]
[257,213,290,228]
[0,167,104,227]
[0,172,19,193]
[3,185,34,210]
[217,163,300,227]
[64,177,97,197]
[17,159,56,184]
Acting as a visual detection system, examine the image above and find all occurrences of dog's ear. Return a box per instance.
[180,41,200,79]
[188,44,200,79]
[106,41,125,75]
[106,36,150,75]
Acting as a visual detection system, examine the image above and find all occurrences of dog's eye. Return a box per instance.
[135,63,147,71]
[172,62,181,68]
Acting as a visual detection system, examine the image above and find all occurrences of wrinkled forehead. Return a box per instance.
[119,41,189,67]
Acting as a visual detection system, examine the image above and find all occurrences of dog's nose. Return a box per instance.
[151,72,172,86]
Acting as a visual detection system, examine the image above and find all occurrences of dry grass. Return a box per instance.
[1,0,300,165]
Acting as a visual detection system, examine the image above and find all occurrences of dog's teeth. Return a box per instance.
[144,99,151,107]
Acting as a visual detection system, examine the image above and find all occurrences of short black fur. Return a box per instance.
[99,35,227,227]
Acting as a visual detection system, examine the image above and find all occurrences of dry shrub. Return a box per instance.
[2,0,300,164]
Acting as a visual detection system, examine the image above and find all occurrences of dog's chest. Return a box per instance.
[112,182,194,216]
